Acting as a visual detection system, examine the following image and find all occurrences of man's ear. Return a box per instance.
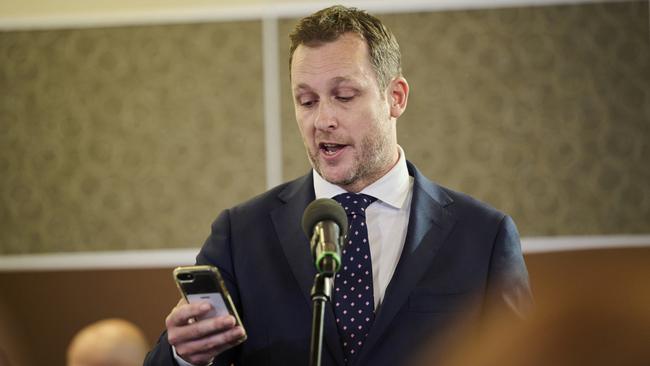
[388,76,409,119]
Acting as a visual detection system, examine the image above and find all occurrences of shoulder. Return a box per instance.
[224,172,313,218]
[443,186,505,223]
[199,172,313,262]
[408,161,507,224]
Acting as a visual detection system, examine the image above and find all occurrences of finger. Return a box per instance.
[166,301,213,327]
[208,326,247,354]
[168,314,237,346]
[175,325,246,362]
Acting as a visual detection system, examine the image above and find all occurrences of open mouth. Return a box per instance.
[319,143,346,156]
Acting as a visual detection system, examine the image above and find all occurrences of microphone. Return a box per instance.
[302,198,348,276]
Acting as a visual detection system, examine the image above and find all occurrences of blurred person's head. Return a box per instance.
[67,318,149,366]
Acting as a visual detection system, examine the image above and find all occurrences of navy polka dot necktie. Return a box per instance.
[332,193,377,364]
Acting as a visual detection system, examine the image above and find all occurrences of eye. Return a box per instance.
[336,95,354,102]
[297,94,318,108]
[300,99,317,107]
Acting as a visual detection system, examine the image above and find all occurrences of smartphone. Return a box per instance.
[173,265,246,334]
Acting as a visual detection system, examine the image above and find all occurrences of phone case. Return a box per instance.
[173,265,245,330]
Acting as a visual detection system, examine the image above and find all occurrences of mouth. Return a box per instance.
[319,143,347,157]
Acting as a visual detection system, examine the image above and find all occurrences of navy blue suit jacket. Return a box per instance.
[146,162,531,365]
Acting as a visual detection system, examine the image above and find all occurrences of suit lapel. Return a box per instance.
[270,173,346,366]
[355,163,457,365]
[271,174,316,307]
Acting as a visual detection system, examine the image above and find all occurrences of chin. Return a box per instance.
[312,155,356,185]
[317,165,341,180]
[320,171,345,184]
[320,169,356,187]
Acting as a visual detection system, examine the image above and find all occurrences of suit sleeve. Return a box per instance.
[484,215,533,319]
[144,331,179,366]
[144,209,240,366]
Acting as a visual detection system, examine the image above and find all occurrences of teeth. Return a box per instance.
[321,143,342,155]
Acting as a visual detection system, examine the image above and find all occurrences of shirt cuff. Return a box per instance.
[172,345,196,366]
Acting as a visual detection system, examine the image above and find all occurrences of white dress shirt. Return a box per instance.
[313,146,414,309]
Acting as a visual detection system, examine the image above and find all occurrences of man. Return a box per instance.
[146,5,531,366]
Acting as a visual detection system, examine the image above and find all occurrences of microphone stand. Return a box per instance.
[303,206,346,366]
[309,272,332,366]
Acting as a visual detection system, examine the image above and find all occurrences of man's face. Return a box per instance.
[291,33,399,193]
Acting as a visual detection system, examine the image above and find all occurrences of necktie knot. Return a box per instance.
[333,193,377,218]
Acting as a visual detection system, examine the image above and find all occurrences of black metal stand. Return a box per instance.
[309,273,332,366]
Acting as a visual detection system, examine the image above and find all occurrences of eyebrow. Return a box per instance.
[331,76,354,84]
[293,76,359,93]
[293,83,312,93]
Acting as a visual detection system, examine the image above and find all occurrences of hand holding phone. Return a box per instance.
[173,265,246,329]
[174,265,245,326]
[167,265,246,365]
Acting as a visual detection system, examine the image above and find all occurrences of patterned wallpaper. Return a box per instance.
[391,2,650,236]
[281,1,650,236]
[1,2,649,255]
[0,22,265,254]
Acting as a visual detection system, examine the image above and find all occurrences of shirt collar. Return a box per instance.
[313,145,411,210]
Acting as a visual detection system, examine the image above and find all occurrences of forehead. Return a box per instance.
[290,33,376,88]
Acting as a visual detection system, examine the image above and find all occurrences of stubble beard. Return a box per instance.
[307,126,394,191]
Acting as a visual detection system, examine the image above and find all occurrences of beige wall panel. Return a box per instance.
[0,21,265,254]
[279,18,311,181]
[281,1,650,236]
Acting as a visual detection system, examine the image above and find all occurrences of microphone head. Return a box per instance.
[301,198,348,237]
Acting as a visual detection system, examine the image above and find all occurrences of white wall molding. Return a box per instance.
[0,0,620,31]
[1,234,648,272]
[521,234,650,253]
[0,249,198,271]
[263,17,284,190]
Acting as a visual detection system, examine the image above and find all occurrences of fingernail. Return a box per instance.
[200,303,211,311]
[235,328,247,343]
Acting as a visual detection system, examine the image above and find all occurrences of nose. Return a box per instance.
[314,99,337,131]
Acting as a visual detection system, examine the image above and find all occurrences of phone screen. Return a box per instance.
[186,292,229,318]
